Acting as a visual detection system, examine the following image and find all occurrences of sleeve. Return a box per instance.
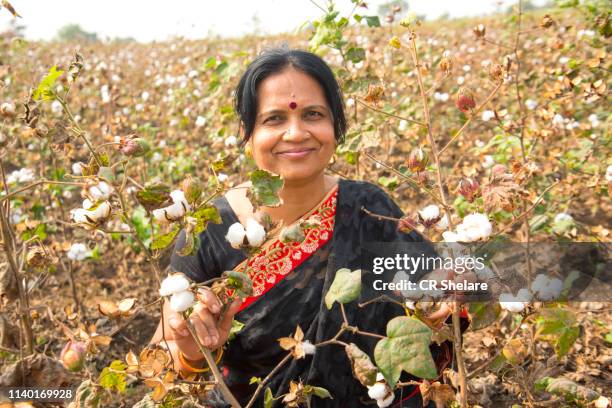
[169,228,220,283]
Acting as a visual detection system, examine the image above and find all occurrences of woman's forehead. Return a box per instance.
[257,68,326,107]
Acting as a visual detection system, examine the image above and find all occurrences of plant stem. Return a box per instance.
[408,31,468,407]
[185,320,242,408]
[244,353,293,408]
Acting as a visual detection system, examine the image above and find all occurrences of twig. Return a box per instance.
[244,353,293,408]
[0,180,86,203]
[355,98,425,127]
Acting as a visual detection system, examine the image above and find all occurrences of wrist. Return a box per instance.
[181,348,206,362]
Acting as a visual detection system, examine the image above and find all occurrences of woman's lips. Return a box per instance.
[277,148,315,159]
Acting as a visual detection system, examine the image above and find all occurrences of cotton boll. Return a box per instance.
[72,162,85,175]
[482,155,495,169]
[606,165,612,182]
[499,293,526,313]
[481,110,495,121]
[433,214,449,231]
[225,135,238,147]
[595,396,610,408]
[377,392,395,408]
[456,213,492,242]
[442,230,463,242]
[159,273,191,297]
[88,182,113,201]
[418,205,440,223]
[169,290,195,312]
[301,340,316,355]
[525,99,538,110]
[226,222,246,248]
[367,382,388,400]
[245,218,266,247]
[554,212,573,223]
[195,116,206,127]
[217,173,229,182]
[67,243,90,261]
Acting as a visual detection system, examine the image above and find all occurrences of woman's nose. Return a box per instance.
[282,119,309,142]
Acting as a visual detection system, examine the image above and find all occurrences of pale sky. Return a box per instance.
[1,0,547,42]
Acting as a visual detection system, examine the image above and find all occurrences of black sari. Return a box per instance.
[170,178,452,407]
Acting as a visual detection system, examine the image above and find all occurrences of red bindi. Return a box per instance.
[289,101,297,110]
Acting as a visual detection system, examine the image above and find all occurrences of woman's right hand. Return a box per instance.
[165,289,243,361]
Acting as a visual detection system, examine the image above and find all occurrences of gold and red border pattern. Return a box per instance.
[228,184,339,313]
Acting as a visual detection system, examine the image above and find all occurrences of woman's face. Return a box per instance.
[248,67,336,183]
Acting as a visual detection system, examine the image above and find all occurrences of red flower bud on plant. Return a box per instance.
[407,147,429,173]
[119,136,150,157]
[60,340,87,372]
[455,87,476,114]
[457,177,480,202]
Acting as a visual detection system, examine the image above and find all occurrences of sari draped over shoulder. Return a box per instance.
[170,178,454,408]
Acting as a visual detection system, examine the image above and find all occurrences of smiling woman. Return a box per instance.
[150,47,457,408]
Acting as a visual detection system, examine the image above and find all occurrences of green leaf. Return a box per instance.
[193,205,222,234]
[33,65,64,101]
[378,176,399,191]
[248,169,284,208]
[604,332,612,344]
[535,307,580,357]
[374,316,437,388]
[177,231,199,257]
[150,225,180,250]
[468,301,501,331]
[223,270,253,297]
[346,47,366,64]
[364,16,380,27]
[325,268,362,309]
[310,386,332,399]
[136,183,171,212]
[263,387,273,408]
[529,214,548,233]
[229,319,245,341]
[98,360,127,393]
[539,377,599,403]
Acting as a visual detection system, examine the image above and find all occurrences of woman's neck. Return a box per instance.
[262,173,336,226]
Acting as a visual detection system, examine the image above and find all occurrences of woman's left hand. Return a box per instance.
[420,267,477,326]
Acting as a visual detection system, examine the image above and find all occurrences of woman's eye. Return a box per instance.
[264,115,282,123]
[306,111,323,118]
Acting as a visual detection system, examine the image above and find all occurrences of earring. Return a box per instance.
[245,144,253,157]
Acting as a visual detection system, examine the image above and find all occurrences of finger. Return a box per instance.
[218,298,243,334]
[196,288,221,314]
[168,312,189,337]
[189,313,213,348]
[426,303,452,321]
[194,303,219,344]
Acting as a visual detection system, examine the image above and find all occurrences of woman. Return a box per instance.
[150,48,461,407]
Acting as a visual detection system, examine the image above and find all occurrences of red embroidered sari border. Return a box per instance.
[228,184,339,313]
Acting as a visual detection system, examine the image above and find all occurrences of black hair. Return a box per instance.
[233,47,346,146]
